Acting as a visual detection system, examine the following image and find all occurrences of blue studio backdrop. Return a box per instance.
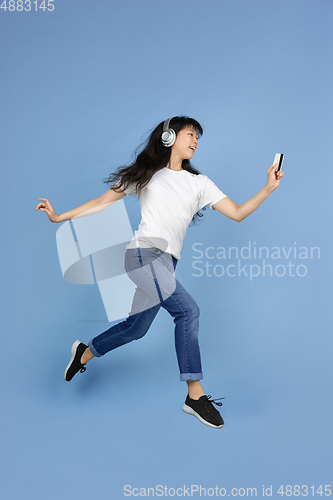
[1,1,332,499]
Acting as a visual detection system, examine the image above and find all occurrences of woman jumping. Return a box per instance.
[35,116,284,429]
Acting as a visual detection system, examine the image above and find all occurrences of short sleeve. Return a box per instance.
[122,182,137,196]
[199,175,227,211]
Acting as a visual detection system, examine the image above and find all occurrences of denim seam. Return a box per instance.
[107,248,197,377]
[137,260,193,377]
[91,294,153,356]
[137,248,163,303]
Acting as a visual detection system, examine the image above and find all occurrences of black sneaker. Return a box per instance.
[64,340,88,381]
[183,394,225,429]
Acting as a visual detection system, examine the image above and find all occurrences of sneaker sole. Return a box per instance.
[64,340,82,381]
[182,403,224,429]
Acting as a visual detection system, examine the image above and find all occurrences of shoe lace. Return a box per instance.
[80,365,86,373]
[205,395,225,411]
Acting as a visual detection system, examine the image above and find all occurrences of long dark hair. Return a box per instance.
[102,116,207,225]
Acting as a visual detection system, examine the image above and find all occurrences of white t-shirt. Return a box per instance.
[123,167,227,260]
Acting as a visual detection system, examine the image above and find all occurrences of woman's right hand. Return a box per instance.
[35,198,59,223]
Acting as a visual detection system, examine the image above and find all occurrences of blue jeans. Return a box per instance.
[88,246,203,381]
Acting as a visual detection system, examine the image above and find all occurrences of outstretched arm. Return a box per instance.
[35,184,126,223]
[212,163,284,222]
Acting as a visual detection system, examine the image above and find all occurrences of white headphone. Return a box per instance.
[161,118,176,147]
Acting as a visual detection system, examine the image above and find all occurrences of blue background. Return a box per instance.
[1,0,332,498]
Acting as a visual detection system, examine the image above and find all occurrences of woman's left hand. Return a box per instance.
[266,163,284,192]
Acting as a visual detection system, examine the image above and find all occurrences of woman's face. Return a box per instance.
[172,126,198,160]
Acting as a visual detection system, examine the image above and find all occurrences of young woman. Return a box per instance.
[35,116,283,429]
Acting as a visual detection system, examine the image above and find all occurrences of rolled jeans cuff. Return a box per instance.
[88,339,103,358]
[180,372,203,382]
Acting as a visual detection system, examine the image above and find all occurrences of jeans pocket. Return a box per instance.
[141,247,161,255]
[139,247,161,265]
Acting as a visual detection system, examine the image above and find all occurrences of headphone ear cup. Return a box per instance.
[161,128,176,147]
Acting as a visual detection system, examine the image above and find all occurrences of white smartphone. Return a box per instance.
[274,153,284,171]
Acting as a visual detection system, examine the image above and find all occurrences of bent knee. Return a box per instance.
[187,298,200,318]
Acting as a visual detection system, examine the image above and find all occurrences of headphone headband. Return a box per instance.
[163,118,171,133]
